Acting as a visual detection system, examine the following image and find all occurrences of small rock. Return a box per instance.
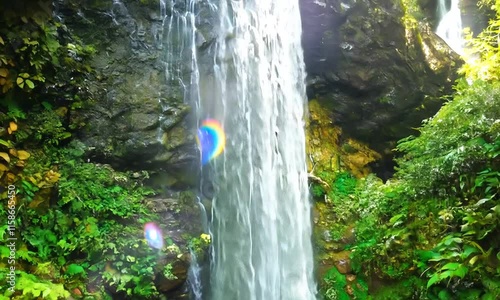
[346,284,354,296]
[72,288,82,296]
[331,250,352,274]
[322,230,332,242]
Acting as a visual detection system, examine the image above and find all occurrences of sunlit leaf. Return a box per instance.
[441,262,460,271]
[17,150,31,160]
[469,255,480,265]
[0,68,8,77]
[475,198,490,206]
[9,148,17,157]
[427,273,440,288]
[0,152,10,163]
[25,79,35,89]
[9,121,17,132]
[16,77,24,88]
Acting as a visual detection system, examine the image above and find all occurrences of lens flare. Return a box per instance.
[196,119,226,165]
[144,222,164,249]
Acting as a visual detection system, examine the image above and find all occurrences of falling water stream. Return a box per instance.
[203,1,316,299]
[436,0,464,55]
[163,0,316,299]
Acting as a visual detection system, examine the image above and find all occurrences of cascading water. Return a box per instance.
[163,0,317,298]
[436,0,464,55]
[201,1,317,299]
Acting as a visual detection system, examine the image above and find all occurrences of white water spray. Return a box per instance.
[203,1,317,299]
[436,0,464,55]
[162,0,317,298]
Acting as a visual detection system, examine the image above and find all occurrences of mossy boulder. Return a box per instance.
[307,99,381,178]
[57,0,197,172]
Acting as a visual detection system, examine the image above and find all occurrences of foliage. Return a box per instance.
[320,79,500,299]
[0,5,185,299]
[461,0,500,80]
[0,270,70,300]
[401,0,425,23]
[0,2,94,106]
[0,137,169,298]
[323,267,350,300]
[396,79,500,196]
[321,267,368,300]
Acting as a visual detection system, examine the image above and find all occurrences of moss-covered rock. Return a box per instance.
[300,0,462,154]
[56,0,197,172]
[307,99,381,178]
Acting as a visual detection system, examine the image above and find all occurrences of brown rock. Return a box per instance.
[331,250,352,274]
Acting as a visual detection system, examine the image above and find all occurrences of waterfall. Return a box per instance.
[436,0,464,55]
[162,0,317,298]
[203,1,317,299]
[188,248,203,300]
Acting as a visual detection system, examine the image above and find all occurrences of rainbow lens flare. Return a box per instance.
[144,222,164,249]
[196,119,226,165]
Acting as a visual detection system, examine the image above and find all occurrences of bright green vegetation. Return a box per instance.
[317,80,499,300]
[316,2,500,298]
[462,0,500,81]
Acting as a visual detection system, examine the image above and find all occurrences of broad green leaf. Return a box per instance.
[453,264,468,279]
[427,273,441,288]
[25,79,34,89]
[439,270,453,280]
[66,263,85,276]
[462,245,479,259]
[441,262,460,271]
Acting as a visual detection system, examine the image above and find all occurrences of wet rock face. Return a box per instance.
[300,0,461,151]
[56,0,198,171]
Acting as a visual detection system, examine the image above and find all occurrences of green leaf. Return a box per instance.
[66,264,85,276]
[25,79,35,89]
[42,289,51,298]
[41,101,52,110]
[16,77,24,88]
[475,198,490,206]
[441,262,460,271]
[462,245,479,259]
[453,264,468,279]
[0,139,13,148]
[469,255,480,265]
[427,273,441,288]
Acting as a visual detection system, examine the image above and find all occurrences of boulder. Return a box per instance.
[300,0,462,153]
